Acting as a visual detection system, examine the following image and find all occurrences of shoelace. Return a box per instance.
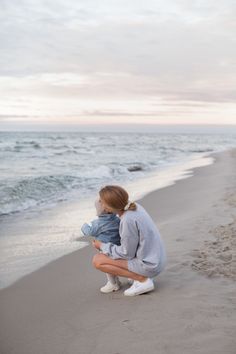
[133,281,141,288]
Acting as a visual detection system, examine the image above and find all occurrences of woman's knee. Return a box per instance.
[92,253,104,269]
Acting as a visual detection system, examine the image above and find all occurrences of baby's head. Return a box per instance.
[95,197,108,216]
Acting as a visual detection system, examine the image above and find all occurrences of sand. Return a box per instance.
[0,149,236,354]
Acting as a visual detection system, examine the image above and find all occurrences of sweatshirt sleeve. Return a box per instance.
[100,217,139,260]
[81,220,99,237]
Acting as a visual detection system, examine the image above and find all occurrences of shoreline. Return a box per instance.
[0,148,236,354]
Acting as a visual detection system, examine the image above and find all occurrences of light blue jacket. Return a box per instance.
[81,213,120,245]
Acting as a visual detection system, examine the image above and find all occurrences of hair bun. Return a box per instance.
[124,201,132,211]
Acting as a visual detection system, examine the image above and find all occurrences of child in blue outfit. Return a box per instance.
[81,197,121,293]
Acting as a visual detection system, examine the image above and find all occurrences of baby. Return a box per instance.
[81,197,121,293]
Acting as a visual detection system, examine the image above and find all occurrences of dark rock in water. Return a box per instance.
[128,165,143,172]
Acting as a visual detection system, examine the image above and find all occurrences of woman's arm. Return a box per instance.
[100,218,139,260]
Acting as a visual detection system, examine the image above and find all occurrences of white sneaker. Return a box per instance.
[100,280,121,293]
[124,278,154,296]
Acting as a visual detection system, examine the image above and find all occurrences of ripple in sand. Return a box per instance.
[191,217,236,280]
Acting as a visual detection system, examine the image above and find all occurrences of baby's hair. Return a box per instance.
[99,185,136,211]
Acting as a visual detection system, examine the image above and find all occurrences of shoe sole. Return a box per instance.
[124,285,154,296]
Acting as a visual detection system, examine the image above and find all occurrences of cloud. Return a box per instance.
[0,0,236,124]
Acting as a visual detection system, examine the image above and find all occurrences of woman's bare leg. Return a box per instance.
[92,253,147,282]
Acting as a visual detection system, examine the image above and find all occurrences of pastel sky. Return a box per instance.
[0,0,236,128]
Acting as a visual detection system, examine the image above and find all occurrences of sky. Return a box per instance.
[0,0,236,130]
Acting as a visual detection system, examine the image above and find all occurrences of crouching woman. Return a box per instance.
[92,185,166,296]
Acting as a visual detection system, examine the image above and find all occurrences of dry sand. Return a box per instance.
[0,149,236,354]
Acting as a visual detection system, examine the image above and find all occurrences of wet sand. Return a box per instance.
[0,149,236,354]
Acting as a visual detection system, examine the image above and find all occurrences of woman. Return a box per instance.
[92,185,166,296]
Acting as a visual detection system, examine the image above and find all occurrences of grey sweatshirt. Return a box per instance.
[100,203,166,277]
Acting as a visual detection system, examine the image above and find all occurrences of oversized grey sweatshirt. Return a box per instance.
[100,203,166,277]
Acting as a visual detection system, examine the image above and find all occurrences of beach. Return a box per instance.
[0,148,236,354]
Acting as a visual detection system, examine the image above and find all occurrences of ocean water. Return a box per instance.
[0,131,236,288]
[1,131,236,216]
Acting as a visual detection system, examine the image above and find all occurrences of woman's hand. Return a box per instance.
[92,239,102,250]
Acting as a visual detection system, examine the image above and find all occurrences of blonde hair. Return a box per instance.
[99,185,136,212]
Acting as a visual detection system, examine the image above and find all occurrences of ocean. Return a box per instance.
[0,131,236,288]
